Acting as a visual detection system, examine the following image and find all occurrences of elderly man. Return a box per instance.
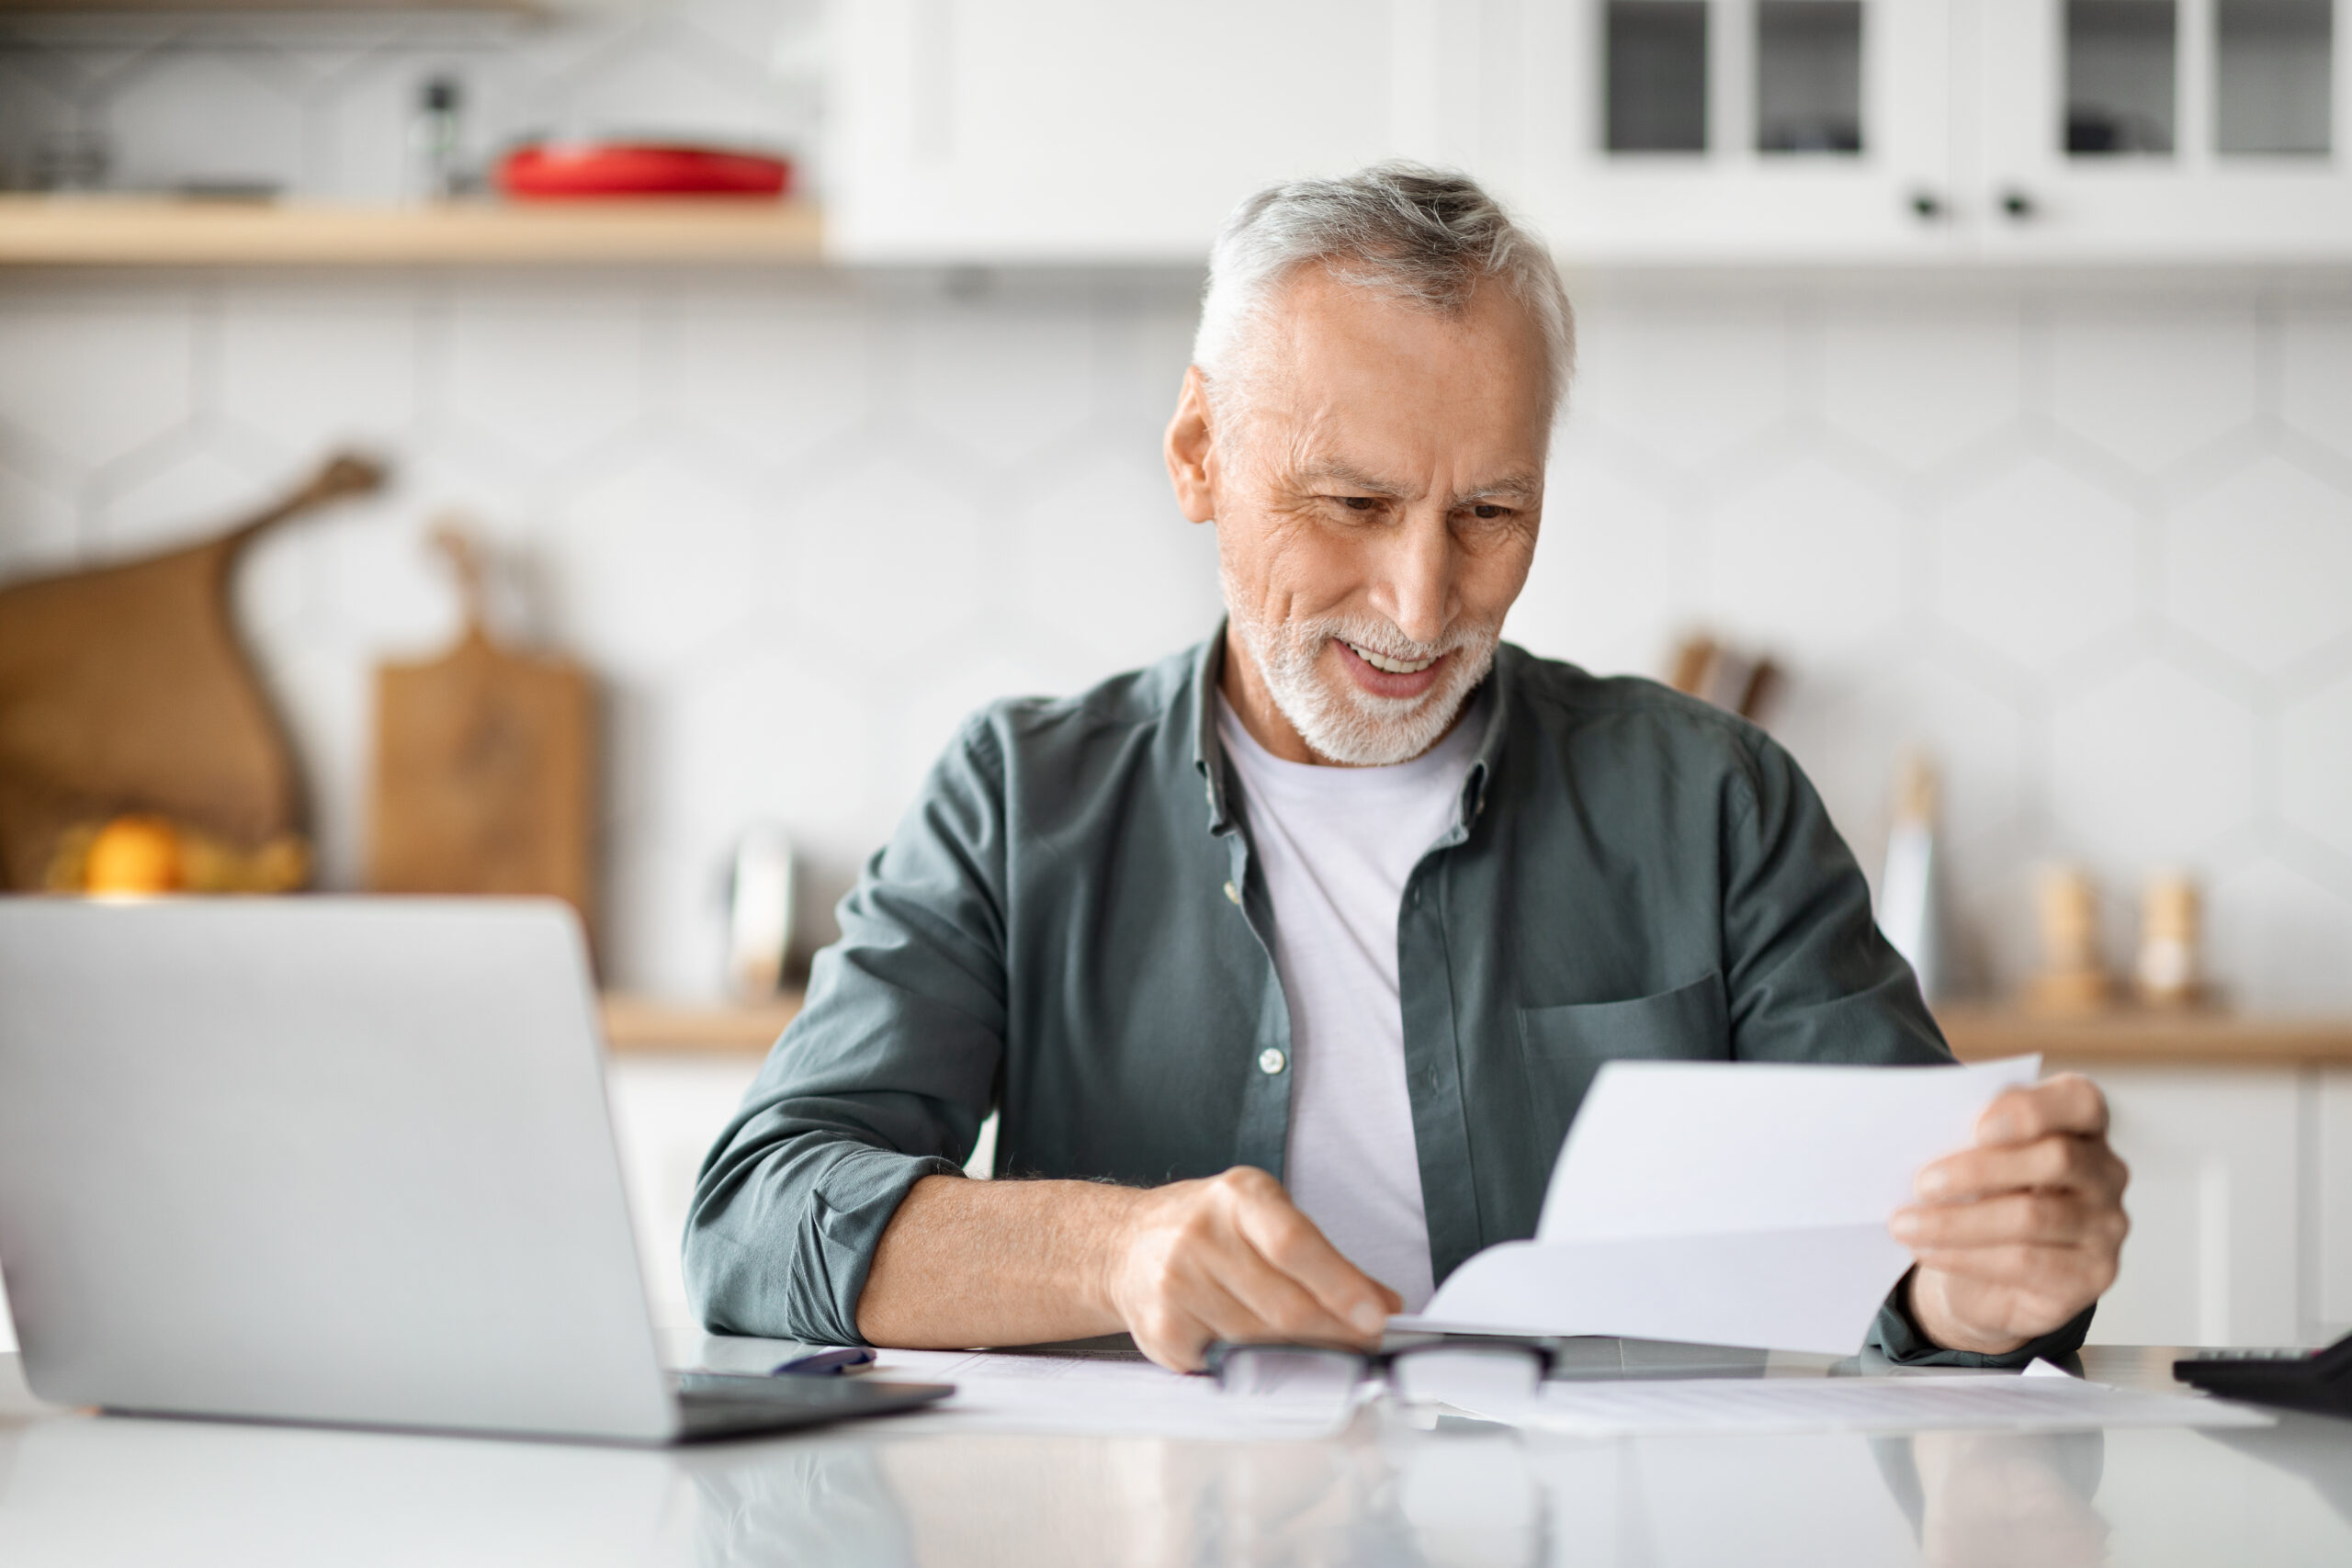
[687,164,2129,1372]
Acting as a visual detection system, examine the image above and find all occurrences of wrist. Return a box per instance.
[1905,1268,2030,1357]
[1080,1183,1148,1327]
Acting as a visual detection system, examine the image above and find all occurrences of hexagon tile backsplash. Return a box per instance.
[3,6,2347,1008]
[4,265,2347,1009]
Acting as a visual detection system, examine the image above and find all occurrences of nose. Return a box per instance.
[1369,507,1458,646]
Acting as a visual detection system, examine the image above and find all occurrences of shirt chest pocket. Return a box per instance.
[1515,971,1731,1160]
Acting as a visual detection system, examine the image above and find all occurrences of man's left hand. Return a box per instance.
[1891,1073,2131,1355]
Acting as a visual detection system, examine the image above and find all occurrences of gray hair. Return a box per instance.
[1193,162,1575,423]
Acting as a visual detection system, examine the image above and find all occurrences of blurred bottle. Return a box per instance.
[1878,750,1948,1002]
[727,826,797,1002]
[2135,871,2207,1010]
[407,76,468,203]
[2026,864,2114,1016]
[29,124,110,193]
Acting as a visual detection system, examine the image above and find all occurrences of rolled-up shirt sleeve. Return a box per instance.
[684,715,1010,1346]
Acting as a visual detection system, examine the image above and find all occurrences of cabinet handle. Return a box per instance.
[2000,189,2036,220]
[1909,190,1944,221]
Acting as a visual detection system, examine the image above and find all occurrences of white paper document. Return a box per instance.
[865,1349,1351,1438]
[1396,1055,2042,1356]
[1444,1372,2274,1438]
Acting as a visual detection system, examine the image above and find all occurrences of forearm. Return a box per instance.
[854,1174,1142,1348]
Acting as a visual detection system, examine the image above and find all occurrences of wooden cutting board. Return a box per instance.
[0,454,385,891]
[368,528,597,938]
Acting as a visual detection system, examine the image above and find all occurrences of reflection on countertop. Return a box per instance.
[3,1349,2349,1567]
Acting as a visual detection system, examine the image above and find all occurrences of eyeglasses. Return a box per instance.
[1204,1337,1554,1419]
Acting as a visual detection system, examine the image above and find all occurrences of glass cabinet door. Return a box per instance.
[1517,0,1961,263]
[1974,0,2351,259]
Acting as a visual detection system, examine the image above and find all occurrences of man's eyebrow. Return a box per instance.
[1294,462,1544,503]
[1295,460,1411,497]
[1460,473,1543,502]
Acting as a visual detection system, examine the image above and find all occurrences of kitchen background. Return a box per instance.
[2,0,2350,1347]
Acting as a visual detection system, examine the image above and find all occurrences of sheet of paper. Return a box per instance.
[864,1349,1351,1438]
[1538,1055,2043,1242]
[1442,1372,2275,1438]
[1398,1055,2041,1356]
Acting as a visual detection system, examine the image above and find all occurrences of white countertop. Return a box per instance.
[3,1344,2347,1565]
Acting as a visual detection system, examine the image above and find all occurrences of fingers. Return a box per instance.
[1218,1168,1398,1337]
[1892,1188,2130,1252]
[1212,1233,1386,1348]
[1111,1168,1400,1371]
[1913,1243,2119,1290]
[1975,1075,2109,1145]
[1121,1232,1314,1371]
[1126,1299,1224,1373]
[1916,1131,2128,1205]
[1891,1079,2130,1352]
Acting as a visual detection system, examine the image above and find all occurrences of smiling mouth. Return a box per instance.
[1342,639,1440,675]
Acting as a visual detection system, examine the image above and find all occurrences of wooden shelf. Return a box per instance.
[601,992,803,1055]
[1939,1006,2352,1067]
[593,990,2352,1065]
[0,197,824,267]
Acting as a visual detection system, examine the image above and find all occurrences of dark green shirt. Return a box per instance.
[686,632,2091,1364]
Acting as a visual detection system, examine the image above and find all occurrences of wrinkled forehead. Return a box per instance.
[1231,268,1556,481]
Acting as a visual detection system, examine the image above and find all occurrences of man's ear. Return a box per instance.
[1163,366,1218,525]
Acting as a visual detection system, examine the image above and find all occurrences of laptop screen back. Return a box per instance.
[0,897,674,1441]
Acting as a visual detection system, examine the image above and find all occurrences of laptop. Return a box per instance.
[0,897,950,1444]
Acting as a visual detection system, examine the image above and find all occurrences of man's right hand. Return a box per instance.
[854,1165,1398,1372]
[1101,1166,1400,1371]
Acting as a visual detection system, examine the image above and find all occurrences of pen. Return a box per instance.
[770,1347,877,1377]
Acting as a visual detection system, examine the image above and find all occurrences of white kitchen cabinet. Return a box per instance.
[1973,0,2352,262]
[2315,1068,2352,1342]
[827,0,2352,264]
[2075,1065,2306,1348]
[828,0,1411,261]
[1530,0,2352,261]
[1512,0,1968,263]
[605,1055,766,1330]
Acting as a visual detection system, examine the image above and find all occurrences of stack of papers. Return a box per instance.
[1397,1055,2042,1355]
[865,1349,1355,1438]
[1444,1371,2276,1438]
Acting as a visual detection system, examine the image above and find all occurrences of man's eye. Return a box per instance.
[1471,503,1509,520]
[1340,496,1379,512]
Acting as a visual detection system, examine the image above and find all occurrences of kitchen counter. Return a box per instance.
[1940,1007,2352,1067]
[3,1342,2347,1564]
[598,992,2352,1066]
[601,993,803,1055]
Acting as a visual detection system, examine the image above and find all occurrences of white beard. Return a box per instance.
[1221,565,1499,767]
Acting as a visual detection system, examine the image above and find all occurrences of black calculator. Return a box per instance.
[2175,1332,2352,1416]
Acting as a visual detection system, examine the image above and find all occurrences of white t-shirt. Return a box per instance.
[1215,695,1482,1312]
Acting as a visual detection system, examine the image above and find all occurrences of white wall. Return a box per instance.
[2,0,2346,1010]
[4,266,2348,1011]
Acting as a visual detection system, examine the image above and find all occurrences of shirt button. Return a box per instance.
[1224,880,1241,905]
[1258,1047,1286,1075]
